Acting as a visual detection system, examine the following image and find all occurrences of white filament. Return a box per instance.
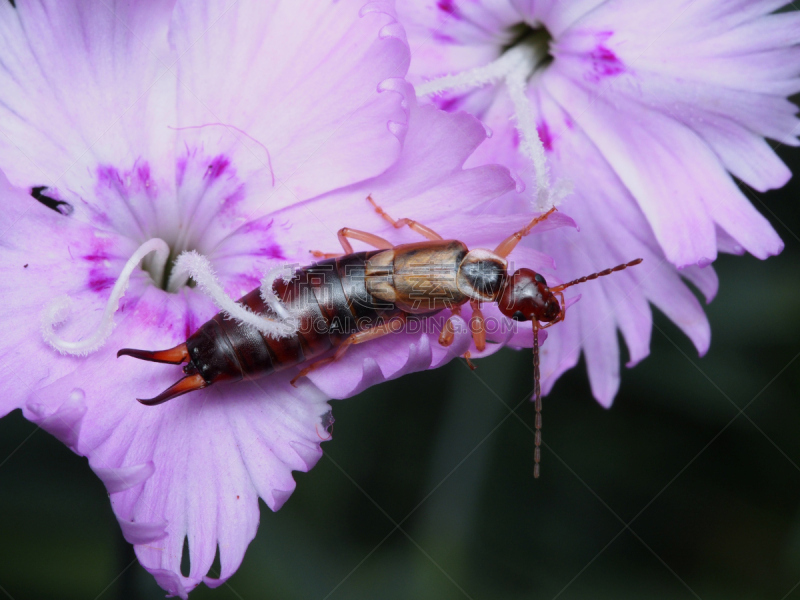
[415,47,524,97]
[417,44,562,211]
[42,238,171,355]
[504,48,551,210]
[172,251,297,339]
[259,263,298,320]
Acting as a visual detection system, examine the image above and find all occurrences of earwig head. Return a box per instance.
[456,249,508,302]
[495,258,645,480]
[498,269,562,324]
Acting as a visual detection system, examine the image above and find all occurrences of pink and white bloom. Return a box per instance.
[398,0,799,404]
[0,0,574,596]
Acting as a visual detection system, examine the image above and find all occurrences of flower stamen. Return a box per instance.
[42,238,171,355]
[505,47,551,209]
[259,262,298,320]
[416,31,564,210]
[171,251,298,339]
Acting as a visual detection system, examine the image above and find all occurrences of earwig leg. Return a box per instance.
[117,343,189,365]
[367,195,443,241]
[315,423,333,441]
[336,227,394,254]
[532,323,542,479]
[469,300,486,352]
[540,313,564,329]
[290,357,336,386]
[539,294,566,330]
[438,305,463,347]
[557,291,566,321]
[291,314,407,386]
[539,292,566,331]
[463,350,476,370]
[493,207,558,259]
[310,250,343,259]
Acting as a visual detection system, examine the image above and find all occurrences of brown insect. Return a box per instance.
[119,197,642,477]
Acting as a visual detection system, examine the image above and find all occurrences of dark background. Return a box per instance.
[1,143,798,599]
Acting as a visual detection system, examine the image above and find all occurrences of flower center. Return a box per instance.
[143,246,195,292]
[501,23,553,80]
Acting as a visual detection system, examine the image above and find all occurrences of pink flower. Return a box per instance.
[0,0,575,596]
[398,0,798,404]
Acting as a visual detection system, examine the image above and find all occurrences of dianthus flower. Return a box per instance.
[398,0,799,404]
[0,0,578,596]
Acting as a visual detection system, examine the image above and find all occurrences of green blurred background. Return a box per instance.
[1,145,798,599]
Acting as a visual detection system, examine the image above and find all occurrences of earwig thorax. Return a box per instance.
[456,249,508,302]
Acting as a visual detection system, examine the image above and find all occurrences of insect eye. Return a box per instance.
[534,273,545,284]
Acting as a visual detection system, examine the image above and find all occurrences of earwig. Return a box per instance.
[119,197,642,476]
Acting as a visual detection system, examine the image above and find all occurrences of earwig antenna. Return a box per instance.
[533,323,542,479]
[550,258,643,293]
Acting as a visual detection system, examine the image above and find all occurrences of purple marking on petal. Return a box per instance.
[137,162,151,186]
[432,31,456,43]
[86,202,113,226]
[591,44,624,77]
[135,161,157,200]
[255,244,286,259]
[97,165,127,198]
[511,129,520,149]
[437,0,459,17]
[96,161,157,199]
[89,275,115,292]
[184,306,199,340]
[537,121,554,152]
[241,218,274,234]
[84,235,117,292]
[432,95,462,112]
[583,32,625,83]
[83,235,113,264]
[220,184,246,215]
[204,154,231,181]
[176,156,188,187]
[97,165,123,186]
